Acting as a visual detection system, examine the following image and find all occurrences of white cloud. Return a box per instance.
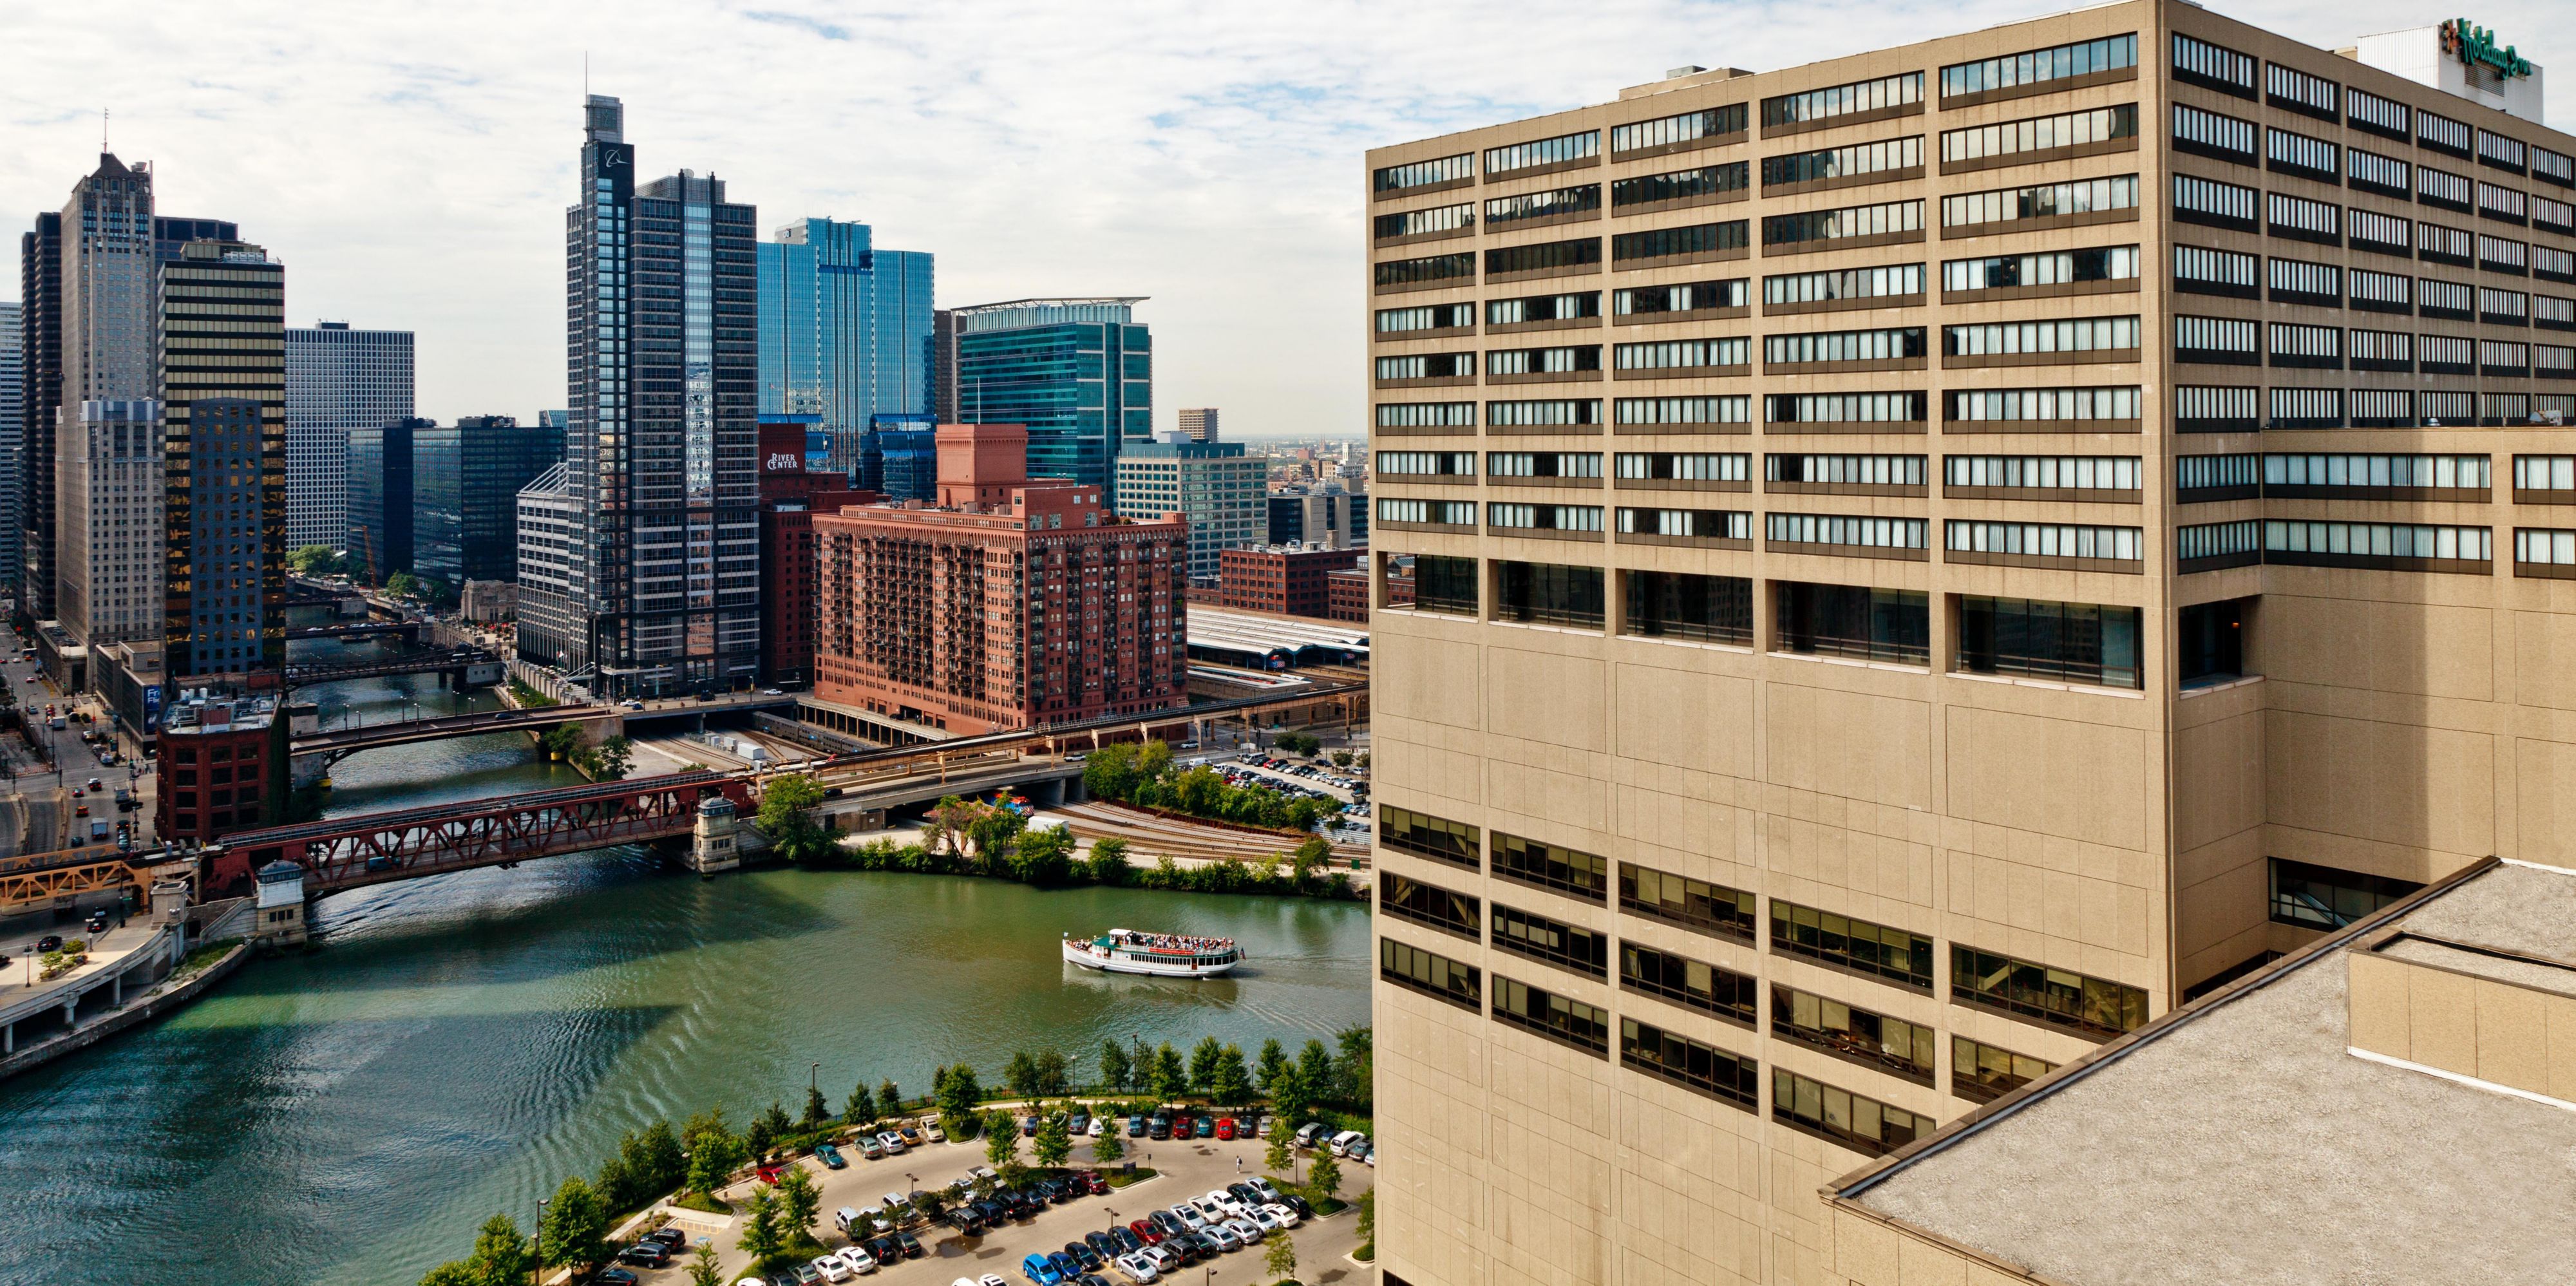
[3,0,2568,437]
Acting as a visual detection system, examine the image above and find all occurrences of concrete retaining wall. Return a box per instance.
[0,941,248,1083]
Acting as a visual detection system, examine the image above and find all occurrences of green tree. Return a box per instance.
[1308,1151,1343,1207]
[1173,765,1226,816]
[1034,1048,1072,1096]
[985,1110,1019,1168]
[1032,1112,1073,1169]
[385,571,425,600]
[1264,1228,1298,1282]
[1097,1038,1133,1094]
[966,806,1025,870]
[800,1083,829,1133]
[1079,742,1142,802]
[1334,1026,1375,1112]
[1268,1065,1314,1131]
[737,1185,784,1263]
[1295,1039,1334,1100]
[748,1100,791,1160]
[757,772,837,864]
[1188,1035,1225,1097]
[776,1164,822,1245]
[1094,1127,1125,1165]
[592,1151,636,1213]
[844,1081,877,1130]
[1209,1043,1255,1107]
[1151,1043,1189,1102]
[1010,824,1077,885]
[471,1214,532,1285]
[1331,750,1355,768]
[877,1077,901,1114]
[633,1120,685,1198]
[1357,1186,1376,1251]
[935,1064,983,1137]
[1137,739,1175,780]
[287,545,343,576]
[1264,1129,1294,1178]
[584,735,634,781]
[1005,1050,1041,1101]
[683,1110,747,1196]
[539,1176,611,1269]
[1254,1038,1289,1095]
[1083,836,1132,885]
[687,1242,723,1286]
[417,1262,475,1286]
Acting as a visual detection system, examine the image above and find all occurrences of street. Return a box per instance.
[0,636,151,861]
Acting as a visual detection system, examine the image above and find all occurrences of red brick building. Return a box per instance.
[757,421,876,688]
[1327,568,1370,623]
[158,692,285,874]
[1218,545,1354,620]
[811,424,1189,734]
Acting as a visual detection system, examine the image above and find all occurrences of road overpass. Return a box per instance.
[289,704,620,780]
[284,649,504,690]
[283,621,424,643]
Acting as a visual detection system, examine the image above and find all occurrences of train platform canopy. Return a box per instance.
[1183,606,1368,670]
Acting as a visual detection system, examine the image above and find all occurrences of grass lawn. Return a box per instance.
[673,1192,733,1215]
[1104,1167,1160,1188]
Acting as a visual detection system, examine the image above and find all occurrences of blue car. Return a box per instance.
[1023,1251,1064,1285]
[813,1142,846,1169]
[1046,1251,1079,1281]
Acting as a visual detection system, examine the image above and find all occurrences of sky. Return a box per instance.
[2,0,2567,440]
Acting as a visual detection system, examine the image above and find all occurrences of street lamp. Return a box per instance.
[533,1195,547,1285]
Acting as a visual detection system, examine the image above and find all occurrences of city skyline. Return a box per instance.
[7,0,2562,442]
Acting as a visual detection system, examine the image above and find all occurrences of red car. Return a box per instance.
[754,1162,786,1185]
[1215,1117,1236,1140]
[1128,1219,1164,1245]
[1079,1171,1110,1195]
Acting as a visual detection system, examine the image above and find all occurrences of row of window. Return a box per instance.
[2171,30,2572,189]
[2172,385,2573,430]
[1380,813,2153,1045]
[2173,247,2574,326]
[1379,386,2163,431]
[2171,171,2576,281]
[2170,318,2575,375]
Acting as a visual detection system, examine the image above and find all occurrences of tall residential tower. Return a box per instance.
[1363,6,2576,1283]
[519,95,760,696]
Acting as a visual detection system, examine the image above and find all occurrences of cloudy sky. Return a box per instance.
[3,0,2565,439]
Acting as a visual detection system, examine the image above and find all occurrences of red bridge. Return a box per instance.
[207,771,755,896]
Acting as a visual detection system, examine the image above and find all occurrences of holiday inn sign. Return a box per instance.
[2441,18,2535,79]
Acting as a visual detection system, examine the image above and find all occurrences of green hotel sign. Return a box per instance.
[2441,19,2535,80]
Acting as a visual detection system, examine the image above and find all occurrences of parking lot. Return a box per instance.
[636,1124,1374,1286]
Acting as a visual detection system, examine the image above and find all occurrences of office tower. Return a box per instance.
[345,418,422,585]
[524,95,761,697]
[756,419,873,688]
[413,415,565,590]
[1178,406,1220,442]
[163,238,287,681]
[285,321,415,551]
[1264,487,1360,549]
[950,298,1153,496]
[811,424,1187,734]
[757,216,934,476]
[50,155,160,650]
[1363,7,2576,1284]
[514,462,582,667]
[0,302,21,594]
[1113,439,1266,582]
[538,409,569,428]
[56,398,164,648]
[928,308,959,422]
[871,413,938,501]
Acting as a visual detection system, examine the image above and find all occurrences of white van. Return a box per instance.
[1329,1129,1367,1157]
[834,1206,865,1234]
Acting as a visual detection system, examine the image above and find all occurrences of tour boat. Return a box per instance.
[1063,928,1244,978]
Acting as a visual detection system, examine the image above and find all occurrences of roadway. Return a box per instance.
[290,703,615,756]
[0,639,146,862]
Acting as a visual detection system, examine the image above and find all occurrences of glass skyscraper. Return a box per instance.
[756,218,933,480]
[413,415,563,591]
[950,299,1151,499]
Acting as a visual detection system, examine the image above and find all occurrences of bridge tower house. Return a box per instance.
[688,796,741,875]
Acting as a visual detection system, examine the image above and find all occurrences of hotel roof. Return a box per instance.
[1829,856,2576,1286]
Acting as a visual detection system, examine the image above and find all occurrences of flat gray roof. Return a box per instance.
[1837,859,2576,1286]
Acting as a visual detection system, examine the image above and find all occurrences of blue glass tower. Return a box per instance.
[949,298,1151,499]
[756,218,934,480]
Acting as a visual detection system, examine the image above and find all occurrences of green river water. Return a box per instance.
[0,639,1372,1285]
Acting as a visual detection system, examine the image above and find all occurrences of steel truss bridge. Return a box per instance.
[283,649,502,689]
[205,771,755,896]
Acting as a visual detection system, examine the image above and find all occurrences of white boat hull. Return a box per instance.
[1063,938,1242,978]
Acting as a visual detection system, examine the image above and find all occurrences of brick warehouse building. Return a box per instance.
[757,419,875,687]
[1218,544,1356,618]
[811,423,1188,733]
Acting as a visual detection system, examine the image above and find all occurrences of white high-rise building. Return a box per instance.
[285,321,413,552]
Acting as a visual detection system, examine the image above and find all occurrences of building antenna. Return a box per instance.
[101,108,109,152]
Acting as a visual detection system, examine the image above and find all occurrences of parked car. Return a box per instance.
[813,1254,854,1283]
[593,1270,639,1286]
[1022,1114,1041,1136]
[755,1162,788,1185]
[1111,1251,1160,1283]
[896,1231,923,1258]
[1084,1231,1121,1260]
[1245,1176,1281,1204]
[1202,1223,1242,1252]
[1192,1116,1214,1139]
[924,1119,947,1141]
[1148,1116,1171,1140]
[877,1131,907,1155]
[645,1228,688,1250]
[814,1142,847,1169]
[617,1243,672,1267]
[1046,1252,1079,1281]
[1173,1203,1209,1231]
[1213,1117,1236,1140]
[1020,1253,1063,1285]
[1149,1209,1188,1237]
[1127,1115,1148,1137]
[1128,1218,1163,1245]
[898,1125,924,1148]
[857,1136,886,1160]
[1079,1169,1110,1195]
[1108,1225,1142,1252]
[1086,1116,1105,1137]
[1067,1112,1090,1135]
[1329,1129,1367,1157]
[1064,1240,1103,1271]
[1293,1122,1329,1148]
[1253,1204,1297,1231]
[832,1247,878,1274]
[1222,1217,1262,1245]
[1277,1193,1314,1218]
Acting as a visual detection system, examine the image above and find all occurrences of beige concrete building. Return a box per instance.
[1362,3,2576,1283]
[1823,855,2576,1285]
